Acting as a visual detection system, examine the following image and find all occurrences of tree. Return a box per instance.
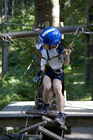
[34,0,60,109]
[20,0,24,18]
[84,0,93,99]
[12,0,15,17]
[0,0,2,80]
[3,0,8,74]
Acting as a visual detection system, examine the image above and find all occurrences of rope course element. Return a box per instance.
[1,25,93,75]
[1,26,85,60]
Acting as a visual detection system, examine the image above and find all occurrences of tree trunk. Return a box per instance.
[20,0,24,18]
[0,0,3,80]
[3,0,8,74]
[12,0,15,17]
[91,37,93,99]
[84,1,93,99]
[0,46,2,81]
[34,0,60,109]
[84,35,91,86]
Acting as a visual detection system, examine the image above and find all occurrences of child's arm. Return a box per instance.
[64,46,72,66]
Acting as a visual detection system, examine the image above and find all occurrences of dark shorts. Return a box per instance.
[45,66,64,82]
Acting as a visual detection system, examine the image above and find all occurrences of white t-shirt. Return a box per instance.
[35,41,65,71]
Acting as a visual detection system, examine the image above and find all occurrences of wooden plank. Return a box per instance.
[26,109,58,117]
[0,101,41,128]
[66,115,93,127]
[0,101,93,128]
[0,117,42,128]
[42,115,53,122]
[65,101,93,116]
[2,101,35,112]
[1,100,93,116]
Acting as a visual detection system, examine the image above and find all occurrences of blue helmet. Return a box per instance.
[38,27,61,45]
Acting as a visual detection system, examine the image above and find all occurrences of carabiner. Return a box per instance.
[2,34,8,41]
[2,34,12,42]
[75,26,84,37]
[6,34,13,43]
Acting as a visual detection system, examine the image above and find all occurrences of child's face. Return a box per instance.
[42,43,56,50]
[42,43,49,50]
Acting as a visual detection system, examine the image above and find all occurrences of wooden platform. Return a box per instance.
[0,101,93,128]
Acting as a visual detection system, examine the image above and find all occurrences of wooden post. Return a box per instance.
[0,46,2,80]
[0,0,2,80]
[34,0,60,109]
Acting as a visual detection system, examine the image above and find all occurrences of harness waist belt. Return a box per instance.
[46,66,63,74]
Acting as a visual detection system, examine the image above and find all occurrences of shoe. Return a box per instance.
[55,112,66,126]
[39,103,49,114]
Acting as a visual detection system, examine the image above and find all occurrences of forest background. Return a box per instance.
[0,0,93,110]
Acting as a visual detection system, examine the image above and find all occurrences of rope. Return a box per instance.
[1,24,92,74]
[1,27,84,74]
[3,34,45,60]
[83,31,93,35]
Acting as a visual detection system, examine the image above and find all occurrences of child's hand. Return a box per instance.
[65,46,72,56]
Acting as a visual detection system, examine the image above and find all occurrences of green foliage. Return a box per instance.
[61,0,92,101]
[0,0,92,111]
[0,42,36,110]
[64,0,90,25]
[0,0,36,110]
[64,65,84,100]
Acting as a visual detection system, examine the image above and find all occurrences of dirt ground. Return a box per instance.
[64,127,93,140]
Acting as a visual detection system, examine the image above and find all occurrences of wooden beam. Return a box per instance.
[0,24,93,40]
[19,120,47,134]
[66,115,93,127]
[1,114,93,128]
[1,101,93,128]
[0,46,2,80]
[0,116,41,128]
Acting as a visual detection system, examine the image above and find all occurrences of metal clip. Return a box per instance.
[2,34,8,41]
[75,26,84,37]
[6,34,13,43]
[2,34,12,42]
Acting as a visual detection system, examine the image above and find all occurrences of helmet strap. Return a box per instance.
[49,45,51,50]
[49,44,57,49]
